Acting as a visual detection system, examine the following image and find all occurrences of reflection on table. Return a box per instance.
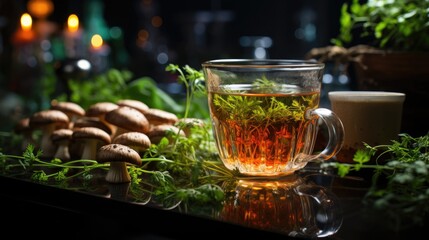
[0,161,426,239]
[219,174,342,238]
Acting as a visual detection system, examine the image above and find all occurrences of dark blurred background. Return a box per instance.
[0,0,344,77]
[0,0,349,130]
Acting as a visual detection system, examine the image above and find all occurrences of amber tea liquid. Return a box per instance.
[209,84,320,176]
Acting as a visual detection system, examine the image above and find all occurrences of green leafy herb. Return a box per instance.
[251,75,278,93]
[212,89,317,123]
[0,64,229,207]
[165,64,206,119]
[175,183,225,214]
[332,0,429,51]
[58,68,185,115]
[322,132,429,229]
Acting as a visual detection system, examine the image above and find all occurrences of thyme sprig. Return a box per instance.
[165,64,205,119]
[213,75,319,124]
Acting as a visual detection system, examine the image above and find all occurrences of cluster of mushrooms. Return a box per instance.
[14,99,205,184]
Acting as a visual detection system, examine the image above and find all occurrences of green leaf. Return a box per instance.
[337,164,350,177]
[126,77,184,113]
[375,22,387,39]
[333,0,429,51]
[353,149,371,164]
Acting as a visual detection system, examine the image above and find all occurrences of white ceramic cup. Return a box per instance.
[328,91,405,163]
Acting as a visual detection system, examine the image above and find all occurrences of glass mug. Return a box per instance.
[220,175,343,238]
[202,59,344,177]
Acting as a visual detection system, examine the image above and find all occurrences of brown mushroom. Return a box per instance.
[72,127,111,160]
[85,102,119,135]
[104,106,150,139]
[71,117,113,159]
[117,99,149,114]
[73,117,113,135]
[50,100,85,128]
[51,128,73,161]
[113,132,151,154]
[146,124,186,145]
[29,110,70,158]
[96,143,142,183]
[143,108,179,126]
[85,102,119,118]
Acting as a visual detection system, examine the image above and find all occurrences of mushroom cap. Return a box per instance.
[147,124,185,144]
[29,110,70,129]
[96,143,142,166]
[104,106,150,133]
[50,100,85,117]
[113,132,151,151]
[72,127,111,144]
[73,117,113,135]
[117,99,149,114]
[85,102,119,118]
[51,129,73,142]
[143,108,179,126]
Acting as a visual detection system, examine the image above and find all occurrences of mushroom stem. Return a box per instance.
[100,116,117,137]
[96,144,142,184]
[54,140,71,161]
[81,140,98,160]
[111,127,127,140]
[40,124,57,158]
[105,162,131,183]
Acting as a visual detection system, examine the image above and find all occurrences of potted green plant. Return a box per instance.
[332,0,429,51]
[307,0,429,137]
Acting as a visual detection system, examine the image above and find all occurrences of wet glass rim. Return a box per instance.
[328,91,406,102]
[201,59,324,69]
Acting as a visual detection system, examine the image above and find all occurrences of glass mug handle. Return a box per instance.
[300,108,344,163]
[293,184,343,238]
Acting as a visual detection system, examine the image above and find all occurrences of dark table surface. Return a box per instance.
[0,161,426,240]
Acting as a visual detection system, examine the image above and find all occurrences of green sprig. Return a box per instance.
[332,0,429,51]
[322,132,429,228]
[165,64,205,119]
[0,64,230,208]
